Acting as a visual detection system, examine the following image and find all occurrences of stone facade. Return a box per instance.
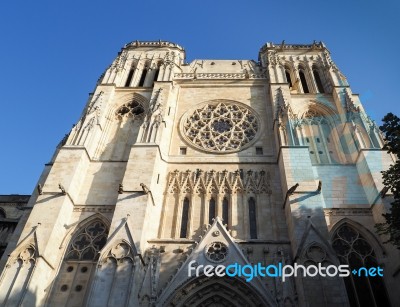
[0,40,399,306]
[0,195,31,258]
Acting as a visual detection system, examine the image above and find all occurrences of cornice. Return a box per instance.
[123,40,185,52]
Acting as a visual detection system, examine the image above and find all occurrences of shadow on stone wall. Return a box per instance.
[1,288,37,306]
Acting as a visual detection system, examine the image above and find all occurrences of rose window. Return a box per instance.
[181,102,259,153]
[205,242,228,263]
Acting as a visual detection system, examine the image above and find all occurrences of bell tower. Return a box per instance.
[0,41,186,306]
[260,41,396,306]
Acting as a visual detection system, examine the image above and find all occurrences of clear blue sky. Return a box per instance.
[0,0,399,194]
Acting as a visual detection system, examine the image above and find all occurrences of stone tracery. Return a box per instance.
[66,220,108,261]
[205,242,228,263]
[115,100,145,120]
[332,224,390,306]
[181,102,259,153]
[166,169,271,195]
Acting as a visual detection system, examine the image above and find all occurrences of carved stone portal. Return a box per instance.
[165,275,266,307]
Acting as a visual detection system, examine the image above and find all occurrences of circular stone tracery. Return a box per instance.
[181,102,259,153]
[212,119,232,133]
[205,242,228,263]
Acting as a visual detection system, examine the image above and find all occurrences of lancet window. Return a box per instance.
[180,198,190,238]
[332,224,390,307]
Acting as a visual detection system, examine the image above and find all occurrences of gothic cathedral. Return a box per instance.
[0,41,399,307]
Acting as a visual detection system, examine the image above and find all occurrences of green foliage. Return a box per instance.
[376,113,400,248]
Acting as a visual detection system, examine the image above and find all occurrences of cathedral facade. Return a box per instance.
[0,41,399,306]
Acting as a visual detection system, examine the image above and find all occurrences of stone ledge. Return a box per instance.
[323,208,372,216]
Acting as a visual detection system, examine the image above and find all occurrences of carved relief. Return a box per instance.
[165,275,265,306]
[167,169,271,195]
[109,50,128,73]
[91,241,136,306]
[272,247,297,306]
[110,242,133,262]
[0,244,37,306]
[274,87,298,146]
[68,91,105,146]
[343,88,360,118]
[140,88,164,143]
[324,208,372,216]
[140,246,162,304]
[18,246,36,263]
[174,72,266,79]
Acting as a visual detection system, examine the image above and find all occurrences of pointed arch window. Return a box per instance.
[313,69,325,93]
[332,224,390,307]
[209,198,216,225]
[0,208,5,218]
[0,244,36,305]
[125,66,135,87]
[153,68,160,83]
[90,242,136,306]
[299,69,310,93]
[65,220,107,261]
[138,67,148,87]
[222,197,229,228]
[249,197,257,239]
[300,110,343,164]
[152,62,161,86]
[285,71,293,88]
[180,198,190,238]
[48,219,109,306]
[285,67,293,88]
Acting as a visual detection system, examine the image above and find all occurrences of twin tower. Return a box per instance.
[0,41,398,306]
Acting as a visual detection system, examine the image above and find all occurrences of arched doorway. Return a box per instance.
[164,275,268,306]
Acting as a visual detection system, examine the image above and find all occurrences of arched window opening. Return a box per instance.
[285,70,293,88]
[138,67,148,87]
[321,121,340,163]
[48,219,109,306]
[332,224,390,307]
[222,198,229,228]
[300,110,343,164]
[152,64,160,86]
[65,220,107,261]
[249,197,257,239]
[180,198,190,238]
[302,120,319,164]
[209,198,216,225]
[125,68,135,87]
[0,245,36,305]
[313,70,325,93]
[299,69,309,93]
[368,128,380,149]
[115,101,145,120]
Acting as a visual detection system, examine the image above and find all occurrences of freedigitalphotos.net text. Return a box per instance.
[188,261,383,282]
